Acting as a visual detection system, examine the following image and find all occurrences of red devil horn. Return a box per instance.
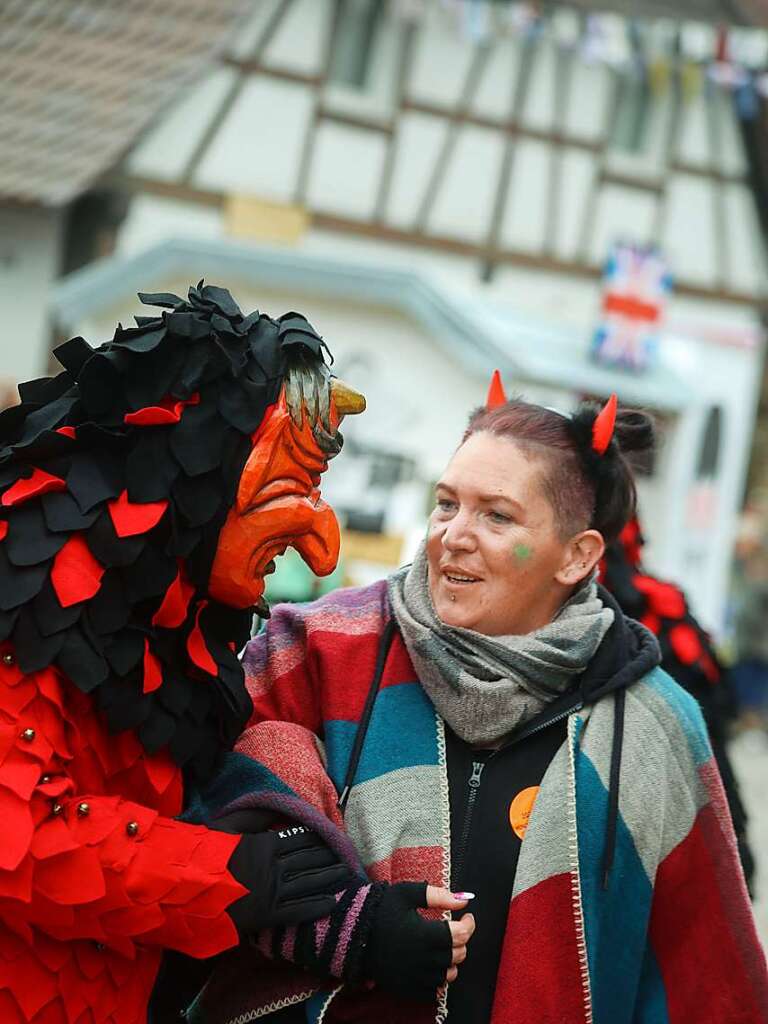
[592,393,617,455]
[486,370,507,409]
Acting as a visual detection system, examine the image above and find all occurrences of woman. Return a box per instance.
[191,388,767,1024]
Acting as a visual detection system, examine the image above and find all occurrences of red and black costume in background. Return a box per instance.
[600,518,755,891]
[0,284,350,1023]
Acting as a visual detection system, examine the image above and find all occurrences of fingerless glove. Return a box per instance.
[265,880,452,1001]
[362,882,453,999]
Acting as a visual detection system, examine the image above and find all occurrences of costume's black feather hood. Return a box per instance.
[0,282,331,780]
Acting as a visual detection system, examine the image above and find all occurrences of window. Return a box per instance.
[328,0,383,90]
[696,406,722,479]
[610,70,653,154]
[369,451,413,489]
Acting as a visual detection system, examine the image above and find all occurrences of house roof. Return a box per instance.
[0,0,249,206]
[50,236,691,411]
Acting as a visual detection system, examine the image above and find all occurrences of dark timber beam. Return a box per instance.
[105,173,766,309]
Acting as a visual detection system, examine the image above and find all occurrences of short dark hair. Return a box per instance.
[463,399,654,544]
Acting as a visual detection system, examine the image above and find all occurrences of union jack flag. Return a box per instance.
[591,243,672,372]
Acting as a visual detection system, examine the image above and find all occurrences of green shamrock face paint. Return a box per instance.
[513,543,533,561]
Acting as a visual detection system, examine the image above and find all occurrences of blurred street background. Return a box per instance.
[2,0,768,945]
[732,732,768,944]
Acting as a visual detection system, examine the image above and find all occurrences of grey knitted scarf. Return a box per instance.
[387,542,614,746]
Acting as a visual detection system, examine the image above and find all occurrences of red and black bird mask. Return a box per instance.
[0,283,363,778]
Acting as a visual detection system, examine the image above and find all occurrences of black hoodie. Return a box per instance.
[445,586,660,1024]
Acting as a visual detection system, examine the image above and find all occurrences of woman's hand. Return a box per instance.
[426,886,476,983]
[361,881,475,999]
[257,880,476,998]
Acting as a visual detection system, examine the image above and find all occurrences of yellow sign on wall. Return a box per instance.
[224,194,308,245]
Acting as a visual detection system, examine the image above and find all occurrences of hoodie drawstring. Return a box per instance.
[337,618,397,814]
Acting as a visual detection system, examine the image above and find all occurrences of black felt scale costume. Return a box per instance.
[0,284,342,1024]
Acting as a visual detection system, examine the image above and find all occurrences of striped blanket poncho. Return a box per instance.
[190,580,768,1024]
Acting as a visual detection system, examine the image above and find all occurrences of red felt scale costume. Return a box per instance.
[0,284,351,1022]
[0,651,242,1023]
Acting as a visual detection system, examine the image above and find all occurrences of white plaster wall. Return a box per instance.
[127,68,240,183]
[470,37,520,120]
[0,205,62,383]
[500,139,551,253]
[590,186,657,260]
[521,39,558,131]
[409,10,477,109]
[116,196,224,257]
[260,0,328,75]
[194,77,314,201]
[675,89,711,167]
[427,125,505,242]
[385,112,450,227]
[307,123,388,220]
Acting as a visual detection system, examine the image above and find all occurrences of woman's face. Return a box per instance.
[427,432,602,636]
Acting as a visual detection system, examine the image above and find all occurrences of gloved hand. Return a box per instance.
[214,812,355,932]
[362,882,455,999]
[271,879,464,1001]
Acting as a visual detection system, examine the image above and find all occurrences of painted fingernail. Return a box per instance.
[452,892,475,900]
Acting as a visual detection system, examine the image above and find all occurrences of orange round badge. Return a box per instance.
[509,786,540,840]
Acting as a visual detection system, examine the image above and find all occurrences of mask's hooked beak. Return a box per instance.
[330,378,365,428]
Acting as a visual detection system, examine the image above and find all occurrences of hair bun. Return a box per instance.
[613,409,655,457]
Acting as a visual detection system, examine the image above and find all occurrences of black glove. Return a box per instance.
[266,880,451,1001]
[363,881,452,999]
[216,813,355,932]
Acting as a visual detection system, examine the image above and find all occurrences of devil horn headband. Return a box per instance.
[592,393,617,455]
[486,370,507,409]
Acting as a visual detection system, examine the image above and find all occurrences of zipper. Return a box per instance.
[452,759,485,888]
[436,701,583,1023]
[496,699,584,754]
[450,698,583,892]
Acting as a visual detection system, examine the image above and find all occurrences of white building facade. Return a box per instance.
[16,0,768,632]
